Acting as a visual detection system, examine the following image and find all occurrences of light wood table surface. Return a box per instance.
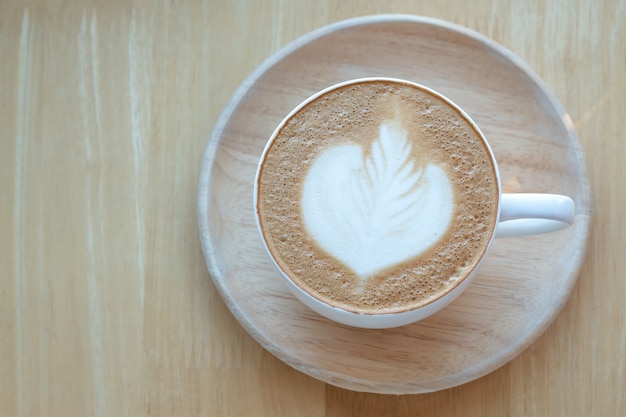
[1,1,623,416]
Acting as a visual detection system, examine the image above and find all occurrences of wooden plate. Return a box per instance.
[197,15,590,394]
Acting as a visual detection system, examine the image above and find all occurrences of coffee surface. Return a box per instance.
[256,80,499,314]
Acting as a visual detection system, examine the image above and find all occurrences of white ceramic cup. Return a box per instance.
[254,78,575,329]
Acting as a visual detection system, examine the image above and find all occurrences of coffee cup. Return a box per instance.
[254,78,575,329]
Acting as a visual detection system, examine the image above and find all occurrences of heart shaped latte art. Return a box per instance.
[301,120,454,281]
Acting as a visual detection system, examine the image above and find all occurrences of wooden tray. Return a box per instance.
[197,15,590,394]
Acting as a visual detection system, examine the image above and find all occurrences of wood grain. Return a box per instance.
[1,0,624,415]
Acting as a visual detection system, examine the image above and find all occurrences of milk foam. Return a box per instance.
[257,80,499,314]
[301,119,454,281]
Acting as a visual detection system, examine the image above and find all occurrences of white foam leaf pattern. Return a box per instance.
[301,120,454,281]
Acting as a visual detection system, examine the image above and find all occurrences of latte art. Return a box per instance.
[301,120,454,280]
[256,79,499,315]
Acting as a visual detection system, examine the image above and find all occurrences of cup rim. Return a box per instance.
[254,77,502,319]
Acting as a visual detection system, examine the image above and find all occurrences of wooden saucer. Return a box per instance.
[197,15,590,394]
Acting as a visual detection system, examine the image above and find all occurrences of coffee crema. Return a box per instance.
[256,79,499,315]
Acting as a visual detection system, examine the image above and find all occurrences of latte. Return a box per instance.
[256,79,499,315]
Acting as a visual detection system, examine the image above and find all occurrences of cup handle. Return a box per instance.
[496,194,575,238]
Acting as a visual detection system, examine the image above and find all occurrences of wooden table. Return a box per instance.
[1,1,623,416]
